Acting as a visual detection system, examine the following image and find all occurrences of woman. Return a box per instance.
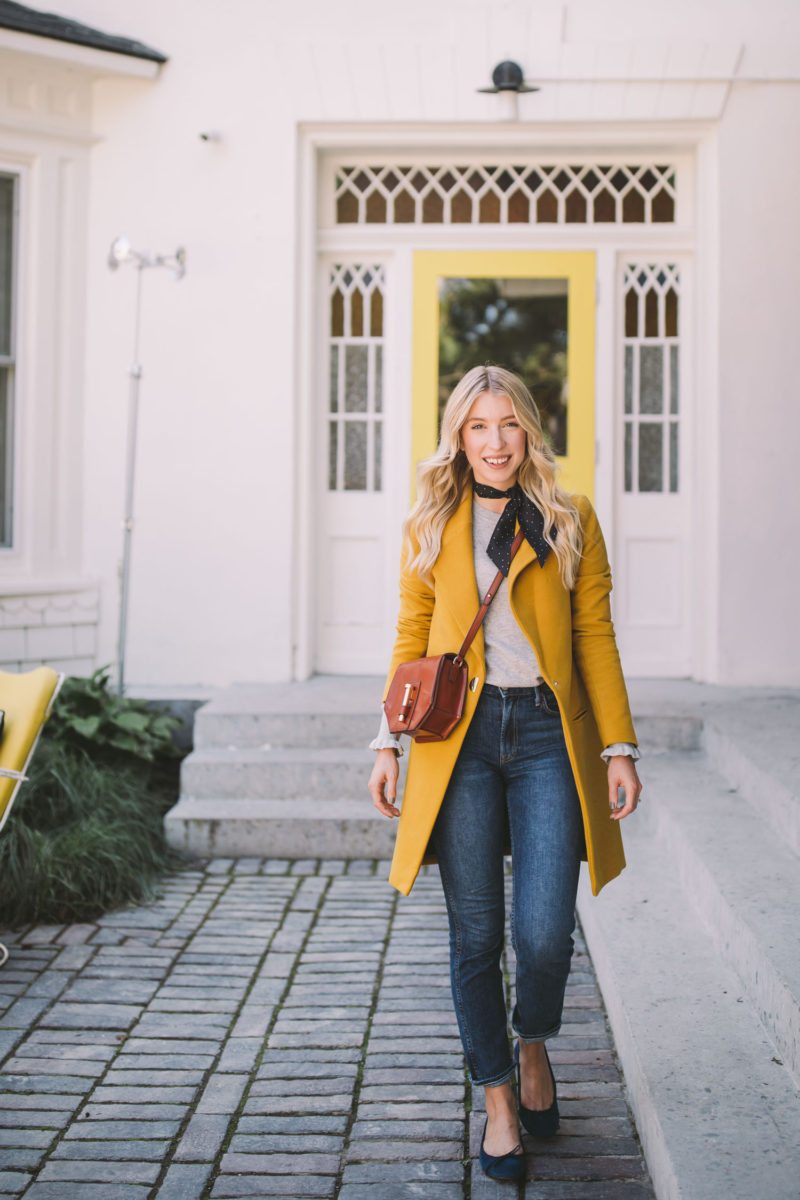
[367,364,642,1181]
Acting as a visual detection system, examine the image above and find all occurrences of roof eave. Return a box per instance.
[0,25,163,78]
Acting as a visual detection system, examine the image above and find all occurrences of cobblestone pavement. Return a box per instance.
[0,859,656,1199]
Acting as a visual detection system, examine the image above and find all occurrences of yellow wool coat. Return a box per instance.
[381,489,638,899]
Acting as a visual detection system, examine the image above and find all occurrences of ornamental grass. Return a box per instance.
[0,667,191,927]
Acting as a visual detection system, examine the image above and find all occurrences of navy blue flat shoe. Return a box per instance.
[479,1114,526,1181]
[514,1038,560,1137]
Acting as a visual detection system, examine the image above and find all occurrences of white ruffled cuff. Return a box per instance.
[600,742,640,763]
[369,706,405,757]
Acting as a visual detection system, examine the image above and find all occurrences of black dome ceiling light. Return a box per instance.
[477,60,539,94]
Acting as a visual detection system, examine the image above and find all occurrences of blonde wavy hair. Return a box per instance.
[402,364,584,590]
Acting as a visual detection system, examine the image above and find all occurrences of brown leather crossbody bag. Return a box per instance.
[383,527,525,742]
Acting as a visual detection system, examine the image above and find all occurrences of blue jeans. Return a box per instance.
[429,682,586,1088]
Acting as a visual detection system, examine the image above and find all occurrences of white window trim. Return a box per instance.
[0,158,26,563]
[0,133,91,586]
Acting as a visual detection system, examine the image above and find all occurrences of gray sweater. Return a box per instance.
[371,497,640,763]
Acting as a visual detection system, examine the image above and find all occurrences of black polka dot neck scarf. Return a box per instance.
[472,480,556,575]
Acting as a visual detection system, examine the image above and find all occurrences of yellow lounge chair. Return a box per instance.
[0,666,65,967]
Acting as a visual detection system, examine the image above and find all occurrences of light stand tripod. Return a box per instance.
[107,236,186,695]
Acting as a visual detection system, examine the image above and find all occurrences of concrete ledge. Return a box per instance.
[188,676,710,752]
[577,807,800,1200]
[701,700,800,858]
[194,710,385,749]
[644,753,800,1086]
[164,797,397,859]
[180,745,405,800]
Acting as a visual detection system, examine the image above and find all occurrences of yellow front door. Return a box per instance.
[411,250,596,500]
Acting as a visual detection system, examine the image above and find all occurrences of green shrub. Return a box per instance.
[46,666,183,766]
[0,666,192,928]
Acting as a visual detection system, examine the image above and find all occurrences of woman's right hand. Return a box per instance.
[368,749,401,819]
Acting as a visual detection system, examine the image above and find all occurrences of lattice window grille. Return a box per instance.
[334,163,676,226]
[328,263,385,492]
[622,263,680,494]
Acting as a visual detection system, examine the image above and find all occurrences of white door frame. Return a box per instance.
[292,121,721,683]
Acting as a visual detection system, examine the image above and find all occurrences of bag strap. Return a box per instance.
[453,526,526,667]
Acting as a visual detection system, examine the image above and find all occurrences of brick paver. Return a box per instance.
[0,860,656,1198]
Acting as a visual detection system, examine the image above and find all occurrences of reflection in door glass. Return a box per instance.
[438,277,568,456]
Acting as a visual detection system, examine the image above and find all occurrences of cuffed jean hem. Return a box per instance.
[473,1061,517,1089]
[512,1020,562,1044]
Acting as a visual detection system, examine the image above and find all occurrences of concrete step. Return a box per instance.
[189,678,701,753]
[644,752,800,1085]
[179,746,405,800]
[192,678,388,750]
[194,707,699,753]
[701,697,800,858]
[194,706,384,750]
[576,793,800,1200]
[163,797,396,858]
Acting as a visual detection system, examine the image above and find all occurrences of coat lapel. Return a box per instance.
[436,488,538,661]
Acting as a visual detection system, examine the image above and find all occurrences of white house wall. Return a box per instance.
[2,0,798,685]
[80,70,300,686]
[716,83,800,683]
[67,7,302,687]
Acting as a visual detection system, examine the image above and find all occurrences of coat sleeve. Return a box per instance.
[570,495,638,748]
[381,531,436,704]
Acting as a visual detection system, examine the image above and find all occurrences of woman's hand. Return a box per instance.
[607,755,642,820]
[369,748,401,819]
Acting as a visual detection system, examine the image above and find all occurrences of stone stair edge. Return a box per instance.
[182,745,396,762]
[643,754,800,1084]
[701,718,800,857]
[165,796,391,818]
[163,797,396,858]
[194,701,706,723]
[576,819,800,1200]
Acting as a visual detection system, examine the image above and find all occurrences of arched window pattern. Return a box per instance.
[622,263,680,493]
[328,264,385,491]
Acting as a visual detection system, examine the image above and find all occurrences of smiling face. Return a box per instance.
[459,390,527,491]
